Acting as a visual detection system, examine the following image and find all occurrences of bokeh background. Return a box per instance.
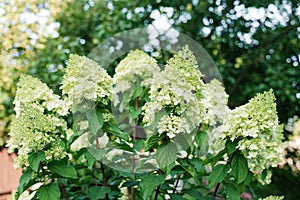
[0,0,300,199]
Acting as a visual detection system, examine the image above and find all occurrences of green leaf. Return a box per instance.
[231,154,248,184]
[68,130,85,145]
[183,189,203,198]
[133,86,144,98]
[208,164,229,188]
[177,159,194,177]
[156,142,178,168]
[225,139,239,156]
[161,162,175,174]
[173,133,192,150]
[203,149,227,165]
[144,133,164,151]
[112,141,135,152]
[140,174,165,199]
[87,186,111,200]
[189,158,205,174]
[169,194,185,200]
[121,180,139,187]
[86,109,102,134]
[17,169,33,194]
[84,150,96,170]
[195,131,208,151]
[28,151,45,172]
[108,126,130,141]
[87,147,106,160]
[261,169,268,180]
[96,111,104,128]
[129,107,142,119]
[37,183,60,200]
[225,183,241,200]
[48,161,78,179]
[198,197,215,200]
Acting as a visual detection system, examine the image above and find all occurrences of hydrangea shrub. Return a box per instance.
[8,46,284,200]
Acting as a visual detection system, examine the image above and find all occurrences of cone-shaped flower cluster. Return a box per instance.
[8,75,68,168]
[214,90,284,184]
[61,54,113,108]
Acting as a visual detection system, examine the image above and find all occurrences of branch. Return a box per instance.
[95,135,109,200]
[173,174,181,193]
[154,185,160,200]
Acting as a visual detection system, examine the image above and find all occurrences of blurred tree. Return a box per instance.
[174,0,300,124]
[28,0,300,124]
[0,0,68,146]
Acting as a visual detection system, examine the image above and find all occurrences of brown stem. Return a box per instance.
[100,162,107,186]
[154,185,160,200]
[213,149,238,197]
[95,135,109,200]
[39,162,45,178]
[60,184,69,200]
[173,174,181,193]
[213,182,221,197]
[131,186,135,200]
[93,163,98,187]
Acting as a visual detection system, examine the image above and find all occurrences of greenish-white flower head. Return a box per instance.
[114,50,160,88]
[61,54,113,109]
[8,103,67,169]
[7,75,68,169]
[14,75,68,116]
[214,90,284,184]
[259,196,284,200]
[143,46,205,138]
[201,79,230,154]
[201,79,230,126]
[164,45,205,101]
[157,114,190,138]
[113,49,160,104]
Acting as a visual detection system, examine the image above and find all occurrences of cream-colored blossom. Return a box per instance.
[280,119,300,172]
[102,112,114,122]
[113,49,160,94]
[7,75,68,169]
[259,196,284,200]
[17,190,36,200]
[201,79,230,126]
[144,46,206,139]
[14,75,68,116]
[157,115,190,138]
[142,101,163,126]
[7,104,67,169]
[61,54,113,109]
[70,132,90,151]
[212,90,283,184]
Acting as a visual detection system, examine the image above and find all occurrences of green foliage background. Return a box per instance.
[1,0,300,199]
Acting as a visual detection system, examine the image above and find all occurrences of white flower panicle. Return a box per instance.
[14,75,68,116]
[202,79,230,154]
[61,54,113,108]
[113,49,160,94]
[8,104,67,169]
[143,46,205,138]
[259,196,284,200]
[157,115,190,138]
[7,75,68,169]
[201,79,230,126]
[164,45,205,100]
[214,90,284,184]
